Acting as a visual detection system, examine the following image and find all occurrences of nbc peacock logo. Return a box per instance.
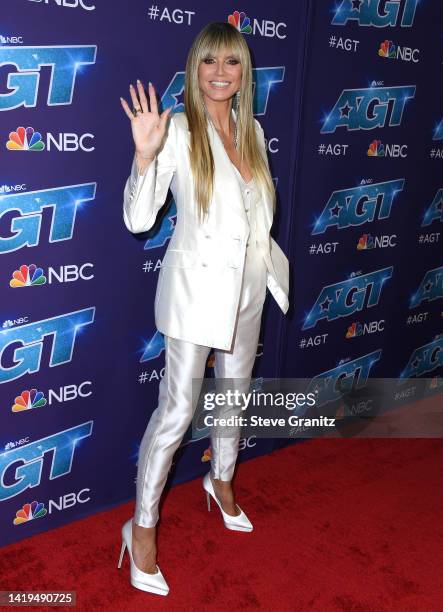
[201,446,212,462]
[6,126,45,151]
[10,264,46,288]
[378,40,396,59]
[12,389,47,413]
[357,234,375,250]
[14,501,47,525]
[228,10,252,34]
[367,139,385,157]
[346,322,363,338]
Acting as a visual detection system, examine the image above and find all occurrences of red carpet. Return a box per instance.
[1,439,442,611]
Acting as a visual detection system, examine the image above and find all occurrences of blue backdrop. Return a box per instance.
[1,0,442,547]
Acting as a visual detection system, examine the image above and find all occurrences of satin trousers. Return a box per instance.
[134,242,267,527]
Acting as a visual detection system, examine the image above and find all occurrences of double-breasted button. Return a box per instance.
[201,261,208,267]
[204,233,211,239]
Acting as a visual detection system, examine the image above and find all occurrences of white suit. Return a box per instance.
[123,108,289,528]
[123,109,289,351]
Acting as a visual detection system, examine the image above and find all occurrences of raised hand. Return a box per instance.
[120,80,173,163]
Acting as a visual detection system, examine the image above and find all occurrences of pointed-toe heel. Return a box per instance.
[202,472,253,532]
[117,518,169,596]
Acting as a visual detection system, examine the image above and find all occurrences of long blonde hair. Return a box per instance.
[184,21,276,223]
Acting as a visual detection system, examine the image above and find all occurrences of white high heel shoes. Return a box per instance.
[203,472,253,532]
[117,518,169,596]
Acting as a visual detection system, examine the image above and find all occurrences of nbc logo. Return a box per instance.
[2,317,29,328]
[228,10,252,33]
[367,139,384,157]
[7,127,45,151]
[346,322,362,338]
[357,234,375,250]
[367,139,407,158]
[12,389,47,412]
[227,10,286,39]
[10,264,46,287]
[201,446,212,462]
[14,501,47,525]
[346,320,385,338]
[0,34,23,44]
[27,0,95,10]
[6,125,95,152]
[378,39,419,63]
[357,232,396,249]
[378,40,396,59]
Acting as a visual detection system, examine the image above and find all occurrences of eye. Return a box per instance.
[227,59,239,64]
[203,58,214,64]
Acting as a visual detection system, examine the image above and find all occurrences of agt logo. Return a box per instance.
[302,267,393,330]
[0,308,95,383]
[422,189,443,227]
[140,330,165,362]
[367,139,408,158]
[433,119,443,141]
[400,336,443,379]
[27,0,95,10]
[321,83,415,133]
[6,126,95,152]
[378,39,419,62]
[332,0,419,28]
[0,422,93,502]
[161,67,284,116]
[312,178,404,235]
[0,183,96,254]
[228,10,287,39]
[304,349,382,411]
[9,263,94,286]
[0,45,96,110]
[410,266,443,309]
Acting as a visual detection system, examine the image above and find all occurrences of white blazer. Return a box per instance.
[123,108,289,351]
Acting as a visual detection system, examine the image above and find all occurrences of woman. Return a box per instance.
[118,21,289,596]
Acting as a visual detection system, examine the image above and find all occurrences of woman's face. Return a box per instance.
[198,47,242,105]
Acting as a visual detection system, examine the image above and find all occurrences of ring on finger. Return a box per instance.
[132,107,142,116]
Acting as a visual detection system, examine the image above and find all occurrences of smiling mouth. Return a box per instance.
[209,81,231,88]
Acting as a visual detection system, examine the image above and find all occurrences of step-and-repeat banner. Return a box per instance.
[0,1,304,546]
[1,1,441,547]
[280,2,443,408]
